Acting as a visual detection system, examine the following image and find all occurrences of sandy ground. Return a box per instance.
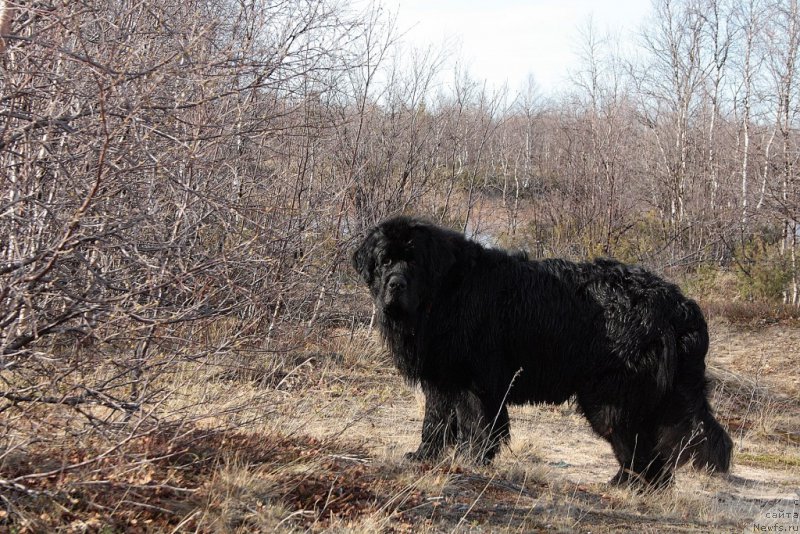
[269,319,800,531]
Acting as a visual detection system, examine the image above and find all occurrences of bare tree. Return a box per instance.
[0,0,383,505]
[636,0,709,230]
[700,0,735,213]
[766,0,800,303]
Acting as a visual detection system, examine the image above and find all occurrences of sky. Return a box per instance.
[391,0,652,95]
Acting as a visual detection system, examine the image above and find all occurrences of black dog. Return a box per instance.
[352,216,732,488]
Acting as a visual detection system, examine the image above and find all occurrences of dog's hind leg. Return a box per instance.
[578,391,673,489]
[607,427,673,490]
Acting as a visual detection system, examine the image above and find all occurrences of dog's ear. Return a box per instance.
[351,233,376,284]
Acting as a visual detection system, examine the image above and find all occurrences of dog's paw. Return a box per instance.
[404,447,441,462]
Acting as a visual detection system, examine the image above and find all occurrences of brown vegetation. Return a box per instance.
[1,0,799,531]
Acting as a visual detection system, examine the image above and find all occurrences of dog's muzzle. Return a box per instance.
[382,273,411,314]
[386,274,408,293]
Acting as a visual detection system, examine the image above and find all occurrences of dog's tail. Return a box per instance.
[651,298,708,396]
[675,299,709,369]
[657,387,733,473]
[691,395,733,472]
[658,299,732,473]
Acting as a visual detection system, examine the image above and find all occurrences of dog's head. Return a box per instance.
[352,216,458,319]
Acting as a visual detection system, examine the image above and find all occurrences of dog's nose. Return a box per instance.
[388,277,407,291]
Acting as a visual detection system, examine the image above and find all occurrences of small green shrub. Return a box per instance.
[681,263,726,301]
[734,230,792,302]
[601,211,666,264]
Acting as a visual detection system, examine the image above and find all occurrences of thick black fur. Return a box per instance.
[352,216,733,488]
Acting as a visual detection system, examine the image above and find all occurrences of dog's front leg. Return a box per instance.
[405,383,458,461]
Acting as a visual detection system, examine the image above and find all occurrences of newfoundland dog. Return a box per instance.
[352,216,732,487]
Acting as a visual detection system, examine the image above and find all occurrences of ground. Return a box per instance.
[238,318,800,532]
[2,319,799,532]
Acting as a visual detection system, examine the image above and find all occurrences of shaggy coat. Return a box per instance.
[352,216,732,487]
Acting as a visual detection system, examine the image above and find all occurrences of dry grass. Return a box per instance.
[1,323,799,532]
[702,300,800,326]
